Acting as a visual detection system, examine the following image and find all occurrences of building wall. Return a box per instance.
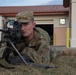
[54,27,66,46]
[0,16,3,41]
[7,17,16,20]
[0,16,3,28]
[35,15,69,46]
[0,15,69,46]
[70,0,76,47]
[35,15,69,27]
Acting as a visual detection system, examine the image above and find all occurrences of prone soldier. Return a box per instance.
[0,11,76,68]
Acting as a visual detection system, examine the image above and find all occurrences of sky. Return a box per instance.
[0,0,63,6]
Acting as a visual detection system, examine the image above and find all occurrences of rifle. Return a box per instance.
[0,20,57,69]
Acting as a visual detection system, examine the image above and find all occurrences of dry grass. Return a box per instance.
[0,56,76,75]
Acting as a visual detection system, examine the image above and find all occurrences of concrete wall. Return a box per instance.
[70,0,76,47]
[0,16,3,28]
[6,15,69,27]
[35,15,69,27]
[0,16,3,41]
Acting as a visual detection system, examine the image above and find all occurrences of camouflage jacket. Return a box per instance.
[12,27,51,64]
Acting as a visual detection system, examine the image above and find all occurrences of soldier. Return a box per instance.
[11,11,51,64]
[0,11,76,68]
[15,11,76,63]
[0,11,51,67]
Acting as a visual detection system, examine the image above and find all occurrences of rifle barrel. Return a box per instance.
[28,63,57,68]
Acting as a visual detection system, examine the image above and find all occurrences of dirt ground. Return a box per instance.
[0,55,76,75]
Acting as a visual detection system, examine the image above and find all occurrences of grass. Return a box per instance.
[0,56,76,75]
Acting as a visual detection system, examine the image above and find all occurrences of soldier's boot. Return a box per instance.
[0,58,15,69]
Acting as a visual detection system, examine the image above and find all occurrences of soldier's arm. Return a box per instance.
[20,39,50,64]
[36,40,50,63]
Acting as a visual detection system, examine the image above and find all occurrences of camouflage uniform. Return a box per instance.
[0,11,51,65]
[11,11,50,64]
[11,27,51,64]
[1,11,76,67]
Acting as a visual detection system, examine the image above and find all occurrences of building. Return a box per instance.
[63,0,76,47]
[0,5,69,47]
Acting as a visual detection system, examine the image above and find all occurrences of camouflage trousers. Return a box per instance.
[0,46,50,64]
[1,45,76,65]
[20,47,50,64]
[8,46,66,64]
[0,47,6,58]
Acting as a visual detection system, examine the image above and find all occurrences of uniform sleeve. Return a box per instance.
[0,43,7,58]
[36,39,50,63]
[20,39,51,64]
